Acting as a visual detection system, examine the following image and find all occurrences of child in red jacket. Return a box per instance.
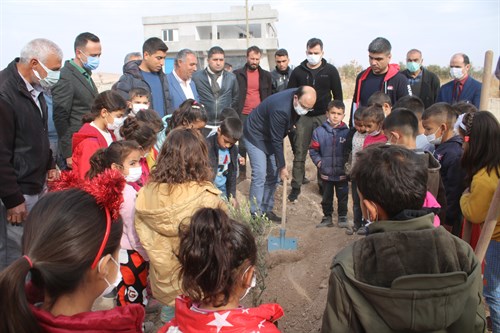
[72,90,126,179]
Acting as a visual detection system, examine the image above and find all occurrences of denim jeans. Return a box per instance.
[484,240,500,332]
[0,193,42,270]
[245,138,279,214]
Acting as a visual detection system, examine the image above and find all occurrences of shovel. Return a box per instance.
[268,145,297,252]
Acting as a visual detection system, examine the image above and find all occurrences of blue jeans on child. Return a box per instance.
[245,138,279,215]
[484,239,500,332]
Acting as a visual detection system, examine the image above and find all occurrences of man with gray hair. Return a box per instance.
[124,52,142,65]
[348,37,411,127]
[167,48,199,110]
[0,38,63,270]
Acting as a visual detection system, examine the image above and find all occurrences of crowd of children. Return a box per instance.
[0,79,499,333]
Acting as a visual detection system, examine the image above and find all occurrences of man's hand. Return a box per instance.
[280,167,289,182]
[66,157,73,169]
[239,156,246,166]
[7,202,27,225]
[47,168,59,182]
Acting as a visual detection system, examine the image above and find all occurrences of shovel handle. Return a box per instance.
[281,142,287,229]
[474,181,500,263]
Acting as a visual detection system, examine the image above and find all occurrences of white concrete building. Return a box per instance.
[142,4,279,72]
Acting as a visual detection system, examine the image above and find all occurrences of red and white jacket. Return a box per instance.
[159,296,284,333]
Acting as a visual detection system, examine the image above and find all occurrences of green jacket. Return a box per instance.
[321,213,486,333]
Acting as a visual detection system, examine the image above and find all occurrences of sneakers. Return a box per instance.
[338,216,349,228]
[316,216,333,228]
[345,227,357,235]
[265,211,282,223]
[288,188,300,202]
[357,226,368,235]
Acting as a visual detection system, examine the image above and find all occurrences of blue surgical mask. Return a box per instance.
[406,61,421,73]
[33,61,60,89]
[80,51,100,71]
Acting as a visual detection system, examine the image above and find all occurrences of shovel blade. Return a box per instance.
[267,233,297,252]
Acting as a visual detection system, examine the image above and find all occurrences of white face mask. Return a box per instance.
[426,128,443,145]
[97,256,121,298]
[306,54,322,66]
[368,130,381,137]
[131,103,148,114]
[125,166,142,183]
[240,266,257,301]
[450,67,464,80]
[294,99,310,116]
[107,116,125,131]
[33,61,61,89]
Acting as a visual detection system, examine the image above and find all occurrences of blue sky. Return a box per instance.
[1,0,498,73]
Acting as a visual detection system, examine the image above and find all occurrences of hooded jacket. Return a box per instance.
[134,181,226,305]
[71,122,114,180]
[321,212,486,333]
[0,59,53,209]
[309,121,350,182]
[114,60,172,116]
[158,296,284,333]
[287,58,343,117]
[433,135,465,229]
[349,64,411,127]
[30,303,145,333]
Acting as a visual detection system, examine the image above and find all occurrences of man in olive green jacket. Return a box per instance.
[321,144,485,333]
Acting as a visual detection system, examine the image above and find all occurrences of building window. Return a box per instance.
[162,29,179,42]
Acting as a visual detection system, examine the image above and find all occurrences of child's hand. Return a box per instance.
[239,156,246,165]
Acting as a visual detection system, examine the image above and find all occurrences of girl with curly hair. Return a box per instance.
[134,128,226,320]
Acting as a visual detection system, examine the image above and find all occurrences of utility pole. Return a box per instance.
[245,0,250,48]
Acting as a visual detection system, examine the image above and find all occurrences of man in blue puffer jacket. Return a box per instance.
[309,100,350,228]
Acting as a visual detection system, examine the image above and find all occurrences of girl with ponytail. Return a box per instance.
[158,207,283,332]
[459,111,500,332]
[0,170,144,333]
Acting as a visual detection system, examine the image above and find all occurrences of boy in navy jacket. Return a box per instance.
[422,102,465,235]
[310,100,350,228]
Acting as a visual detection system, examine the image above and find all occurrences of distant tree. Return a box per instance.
[339,60,363,81]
